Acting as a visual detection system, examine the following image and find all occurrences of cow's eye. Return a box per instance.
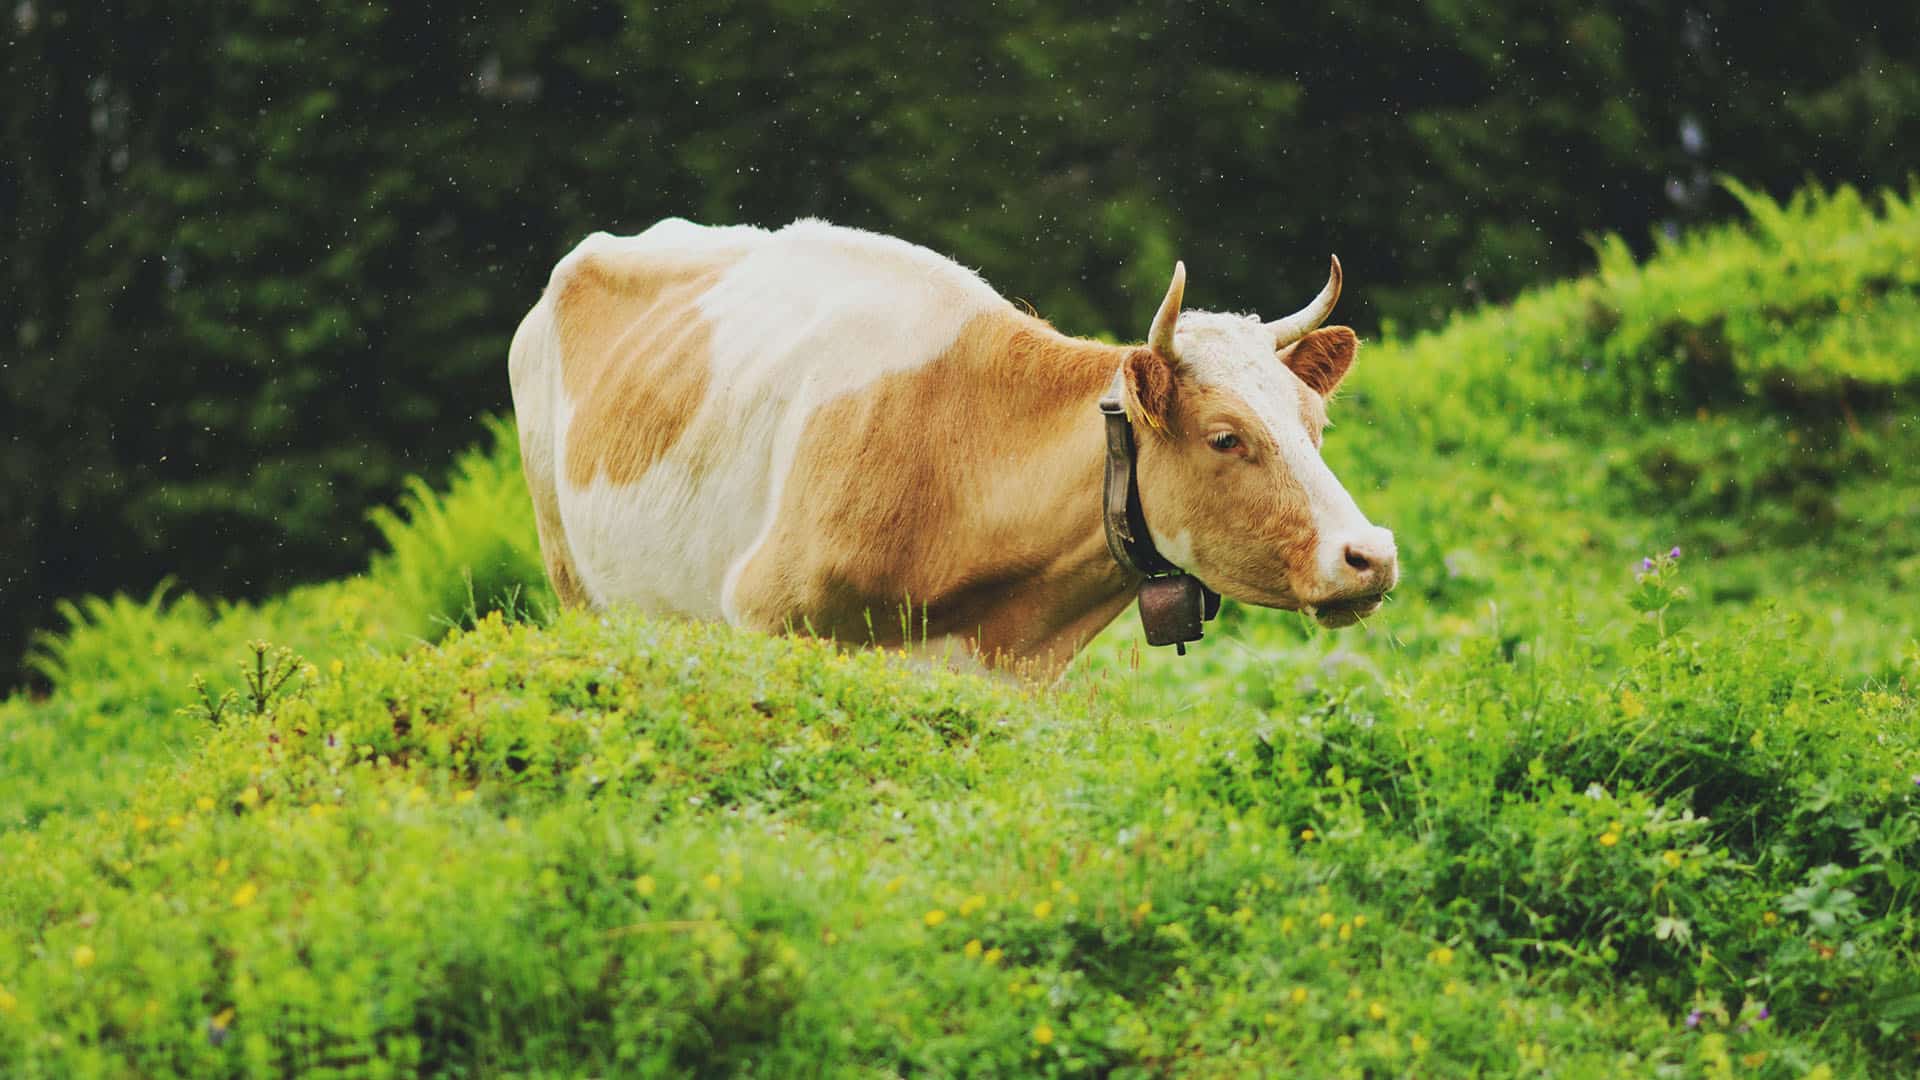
[1207,432,1240,453]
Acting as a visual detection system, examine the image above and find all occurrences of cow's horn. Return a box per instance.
[1266,255,1342,346]
[1148,261,1186,358]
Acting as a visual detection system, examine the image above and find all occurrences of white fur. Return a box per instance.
[1153,528,1199,572]
[520,219,1005,625]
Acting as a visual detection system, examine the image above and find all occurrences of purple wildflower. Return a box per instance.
[1640,557,1656,573]
[1669,546,1682,559]
[1757,1005,1770,1021]
[1685,1009,1702,1030]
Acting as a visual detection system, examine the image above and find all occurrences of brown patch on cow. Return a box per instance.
[1125,376,1323,610]
[729,308,1136,677]
[555,252,729,488]
[1281,325,1359,398]
[1125,347,1178,433]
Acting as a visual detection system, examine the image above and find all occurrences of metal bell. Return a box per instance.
[1137,574,1211,648]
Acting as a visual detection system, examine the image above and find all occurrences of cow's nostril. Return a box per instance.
[1344,546,1371,572]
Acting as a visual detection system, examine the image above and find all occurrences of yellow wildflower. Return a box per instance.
[1134,901,1153,919]
[702,873,722,891]
[0,987,16,1013]
[453,790,476,805]
[329,659,344,676]
[1032,900,1053,919]
[634,875,656,897]
[1338,922,1352,942]
[1598,831,1620,847]
[132,814,152,832]
[963,938,982,959]
[924,910,947,928]
[1352,914,1367,928]
[1411,1032,1431,1054]
[883,876,905,894]
[1368,1001,1387,1021]
[1299,828,1317,841]
[1317,912,1336,930]
[958,894,987,917]
[72,944,95,969]
[1289,986,1309,1005]
[1032,1023,1055,1045]
[1662,848,1683,868]
[213,858,230,877]
[983,947,1004,966]
[237,786,260,809]
[231,882,259,908]
[1762,911,1778,927]
[195,796,215,812]
[1429,946,1455,967]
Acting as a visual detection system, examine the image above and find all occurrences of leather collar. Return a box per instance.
[1098,367,1220,652]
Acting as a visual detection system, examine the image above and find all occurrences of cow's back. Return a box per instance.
[510,219,1009,623]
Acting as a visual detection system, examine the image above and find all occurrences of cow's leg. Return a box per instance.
[530,492,588,607]
[509,298,590,610]
[733,551,1031,680]
[727,540,842,640]
[520,423,585,607]
[516,420,587,609]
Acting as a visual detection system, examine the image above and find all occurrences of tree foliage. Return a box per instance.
[4,0,1918,679]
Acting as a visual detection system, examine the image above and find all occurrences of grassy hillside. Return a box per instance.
[2,182,1917,1075]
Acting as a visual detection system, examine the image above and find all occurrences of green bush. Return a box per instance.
[6,181,1920,1073]
[5,577,1914,1074]
[1,419,545,829]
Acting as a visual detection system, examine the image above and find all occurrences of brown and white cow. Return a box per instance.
[509,219,1396,678]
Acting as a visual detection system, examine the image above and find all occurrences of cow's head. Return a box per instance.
[1125,258,1397,627]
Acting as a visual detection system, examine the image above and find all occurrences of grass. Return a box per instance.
[2,180,1918,1076]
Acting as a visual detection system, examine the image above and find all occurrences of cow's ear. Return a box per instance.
[1125,347,1177,434]
[1280,326,1359,398]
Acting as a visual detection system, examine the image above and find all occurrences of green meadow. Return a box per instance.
[3,182,1918,1076]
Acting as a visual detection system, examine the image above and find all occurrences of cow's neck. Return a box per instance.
[939,314,1144,678]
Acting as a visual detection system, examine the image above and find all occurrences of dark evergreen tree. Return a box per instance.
[4,0,1918,681]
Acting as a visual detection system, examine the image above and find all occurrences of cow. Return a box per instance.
[508,219,1397,679]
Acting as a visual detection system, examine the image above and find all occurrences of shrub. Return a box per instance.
[7,180,1920,1073]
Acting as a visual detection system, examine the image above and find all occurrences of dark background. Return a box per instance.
[4,1,1917,684]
